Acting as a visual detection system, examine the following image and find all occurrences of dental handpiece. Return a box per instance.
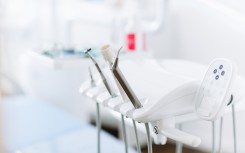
[101,45,143,153]
[111,48,142,109]
[110,55,152,153]
[85,48,117,97]
[89,67,96,87]
[86,48,129,153]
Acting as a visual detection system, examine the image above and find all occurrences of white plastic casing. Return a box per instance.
[96,91,111,105]
[79,58,245,148]
[195,58,237,121]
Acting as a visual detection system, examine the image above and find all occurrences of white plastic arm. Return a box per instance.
[153,118,201,147]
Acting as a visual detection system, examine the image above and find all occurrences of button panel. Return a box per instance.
[195,59,233,120]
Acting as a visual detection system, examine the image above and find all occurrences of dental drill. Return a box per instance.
[100,45,152,153]
[101,45,142,153]
[85,48,129,153]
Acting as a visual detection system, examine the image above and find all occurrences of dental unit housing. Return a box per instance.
[80,45,245,150]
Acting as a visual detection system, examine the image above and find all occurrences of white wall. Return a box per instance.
[150,0,245,152]
[152,0,245,77]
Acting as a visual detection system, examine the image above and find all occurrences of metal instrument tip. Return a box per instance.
[84,48,92,54]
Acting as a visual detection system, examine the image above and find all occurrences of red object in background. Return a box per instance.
[143,33,146,51]
[127,33,136,51]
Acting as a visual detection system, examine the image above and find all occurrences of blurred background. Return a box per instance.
[1,0,245,152]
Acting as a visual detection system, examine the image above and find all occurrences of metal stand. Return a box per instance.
[176,124,183,153]
[121,115,128,153]
[232,104,237,153]
[145,123,153,153]
[133,120,141,153]
[218,117,223,153]
[212,121,216,153]
[96,103,101,153]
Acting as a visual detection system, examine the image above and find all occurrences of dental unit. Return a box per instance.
[84,48,131,153]
[80,45,245,153]
[100,45,201,148]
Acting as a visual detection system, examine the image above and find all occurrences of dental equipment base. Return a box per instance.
[80,58,245,152]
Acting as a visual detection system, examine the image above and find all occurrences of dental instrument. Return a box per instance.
[106,46,142,109]
[84,48,129,153]
[100,45,151,153]
[89,67,96,87]
[85,48,117,97]
[101,45,142,153]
